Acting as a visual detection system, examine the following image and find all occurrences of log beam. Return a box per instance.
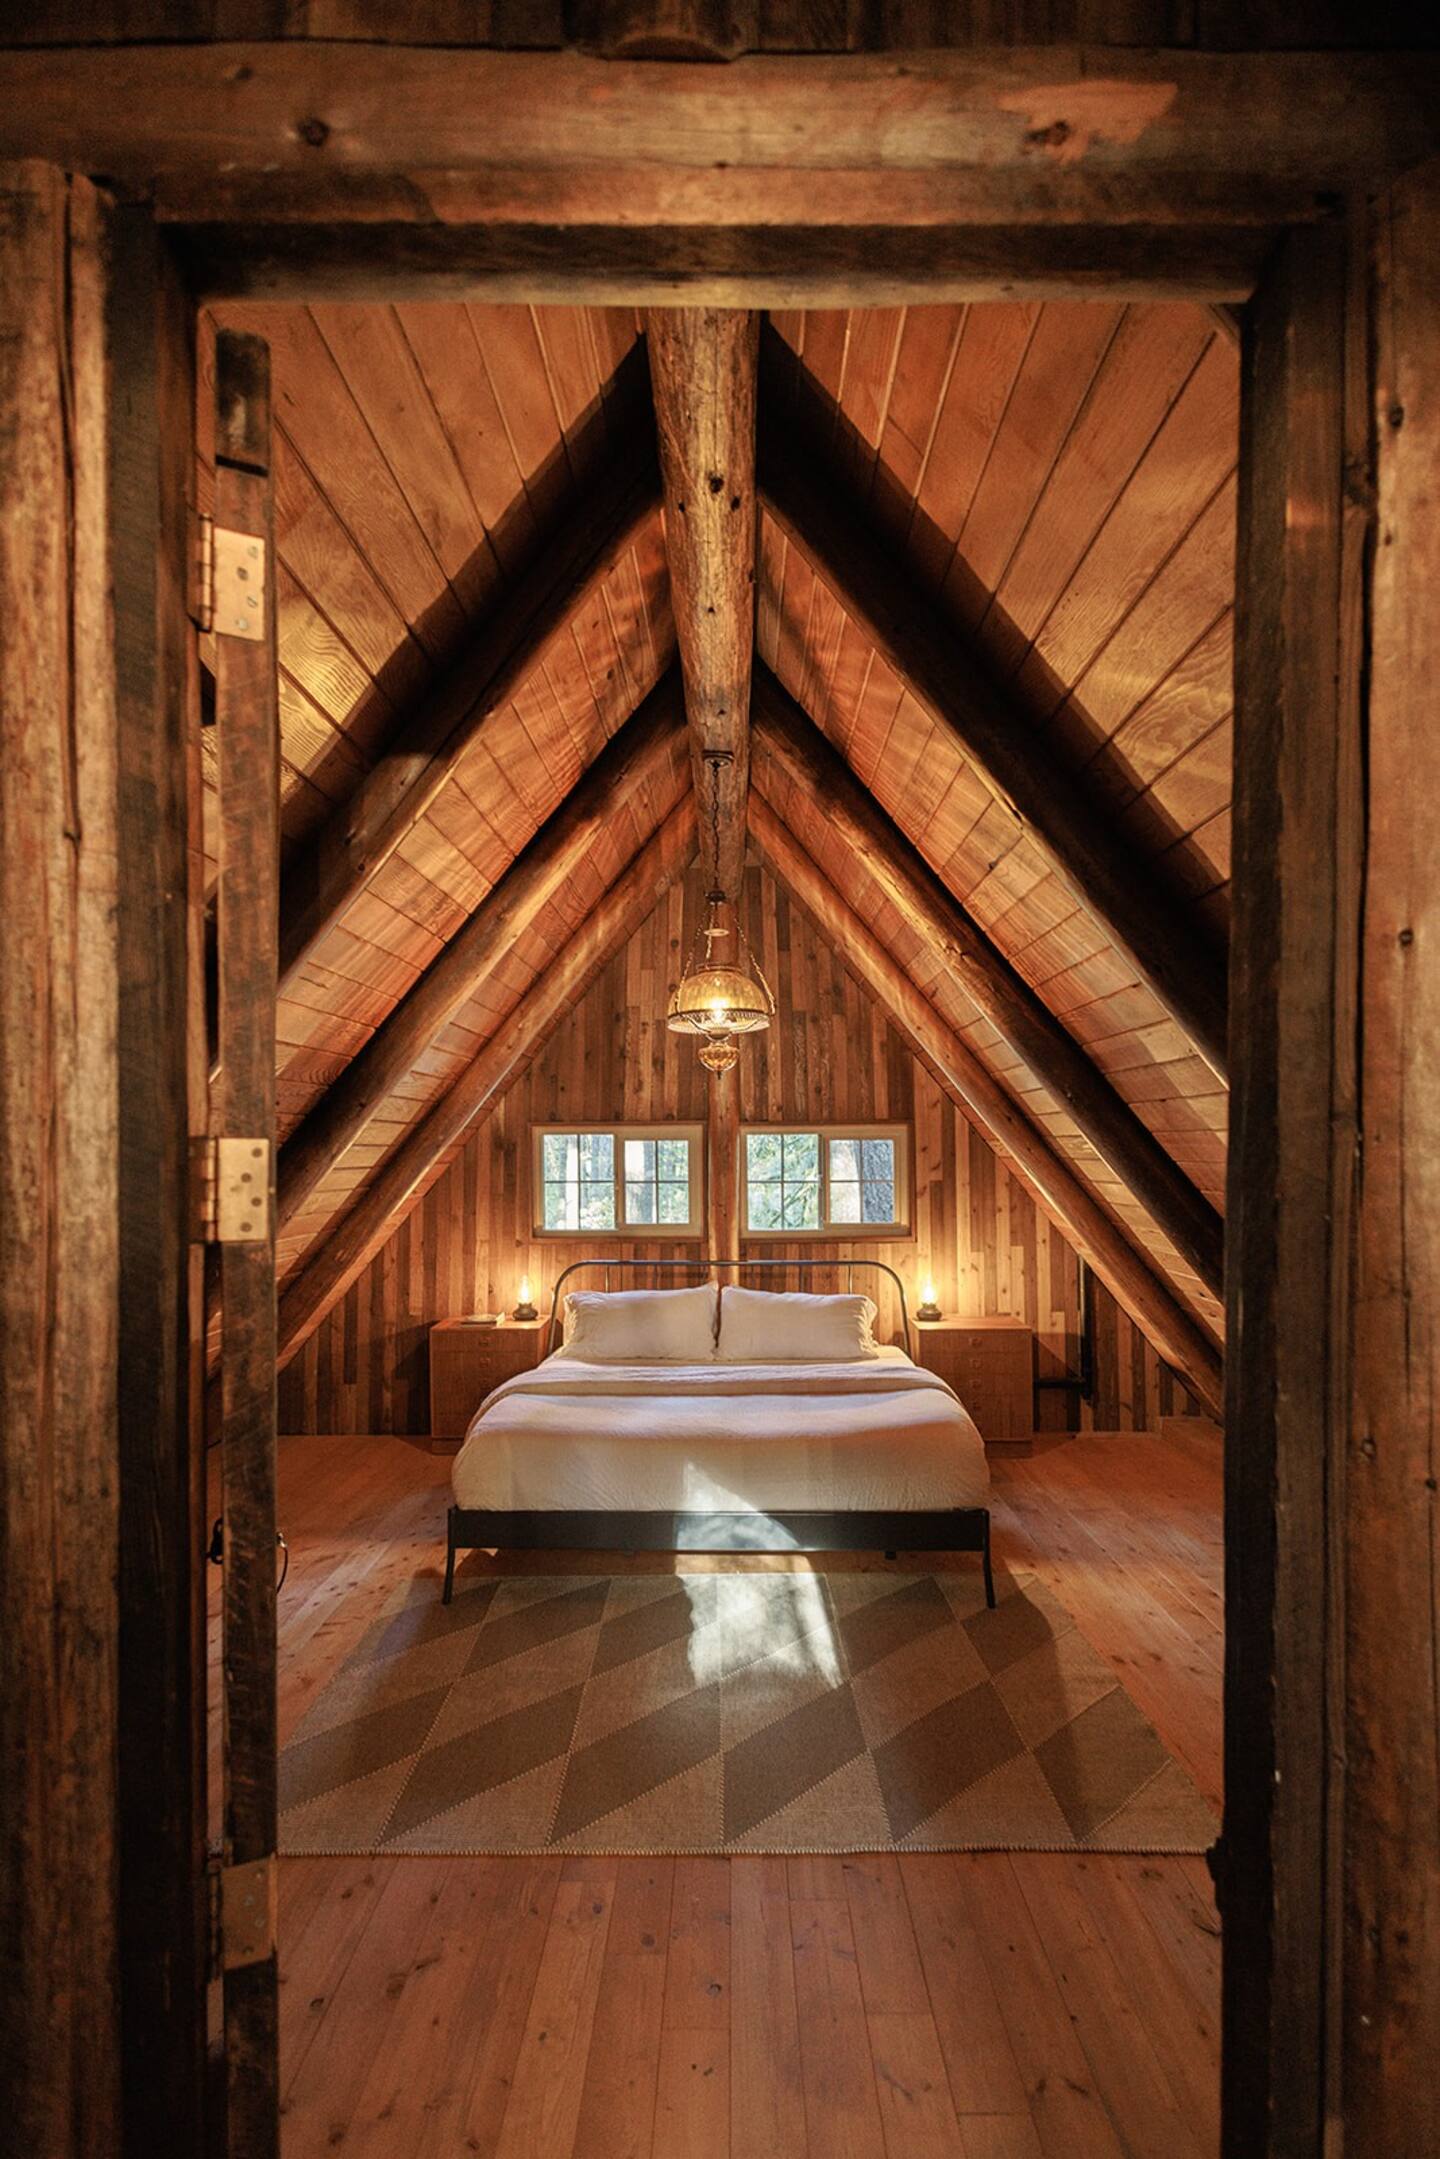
[277,672,686,1235]
[757,335,1230,1077]
[750,794,1224,1420]
[278,396,659,996]
[753,666,1225,1298]
[646,308,758,898]
[277,801,697,1364]
[2,46,1436,236]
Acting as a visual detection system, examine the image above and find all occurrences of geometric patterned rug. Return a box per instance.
[279,1566,1216,1856]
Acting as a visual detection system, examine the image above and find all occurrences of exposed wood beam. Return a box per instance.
[277,801,697,1366]
[278,391,660,996]
[277,673,686,1236]
[750,795,1224,1420]
[646,308,757,898]
[4,46,1436,237]
[174,223,1273,309]
[753,667,1225,1298]
[756,333,1230,1078]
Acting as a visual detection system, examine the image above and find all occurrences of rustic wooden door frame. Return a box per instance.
[0,164,208,2159]
[6,50,1437,2154]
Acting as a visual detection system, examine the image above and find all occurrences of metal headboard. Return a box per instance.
[545,1256,915,1361]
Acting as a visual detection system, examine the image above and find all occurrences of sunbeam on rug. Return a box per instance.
[279,1566,1215,1857]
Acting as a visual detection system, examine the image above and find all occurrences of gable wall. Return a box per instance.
[278,862,1199,1435]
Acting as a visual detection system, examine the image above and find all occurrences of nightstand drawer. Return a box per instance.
[429,1318,547,1439]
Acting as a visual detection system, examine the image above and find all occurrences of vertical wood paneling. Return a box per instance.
[292,863,1194,1433]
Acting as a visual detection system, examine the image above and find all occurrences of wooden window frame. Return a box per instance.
[530,1121,705,1239]
[740,1121,912,1241]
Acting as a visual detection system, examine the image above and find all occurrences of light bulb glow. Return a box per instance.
[518,1274,531,1304]
[922,1278,937,1306]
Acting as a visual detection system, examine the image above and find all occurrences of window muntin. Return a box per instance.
[533,1124,702,1236]
[742,1125,909,1236]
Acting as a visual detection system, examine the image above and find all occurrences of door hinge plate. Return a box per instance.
[191,1135,273,1244]
[207,1851,277,1979]
[192,512,267,641]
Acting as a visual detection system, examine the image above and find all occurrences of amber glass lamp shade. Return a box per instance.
[667,962,773,1037]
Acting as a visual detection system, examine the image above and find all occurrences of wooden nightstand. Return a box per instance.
[429,1317,548,1446]
[914,1317,1034,1444]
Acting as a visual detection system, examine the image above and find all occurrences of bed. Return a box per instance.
[443,1262,994,1605]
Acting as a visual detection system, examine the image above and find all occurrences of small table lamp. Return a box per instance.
[511,1272,539,1323]
[916,1276,942,1323]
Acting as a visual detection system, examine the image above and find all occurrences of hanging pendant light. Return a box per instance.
[667,749,775,1047]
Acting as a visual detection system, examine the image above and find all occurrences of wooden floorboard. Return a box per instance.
[261,1425,1223,2157]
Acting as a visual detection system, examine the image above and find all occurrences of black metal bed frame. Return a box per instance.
[443,1257,994,1606]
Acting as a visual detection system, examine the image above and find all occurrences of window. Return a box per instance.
[742,1125,910,1236]
[533,1124,703,1236]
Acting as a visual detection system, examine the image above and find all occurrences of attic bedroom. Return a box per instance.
[232,290,1231,2154]
[4,23,1438,2159]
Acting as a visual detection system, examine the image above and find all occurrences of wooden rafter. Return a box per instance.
[277,673,687,1237]
[756,330,1230,1077]
[750,794,1224,1419]
[753,666,1225,1299]
[276,799,698,1365]
[278,386,660,996]
[646,308,758,900]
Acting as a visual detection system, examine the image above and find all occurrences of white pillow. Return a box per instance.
[716,1287,879,1363]
[562,1284,718,1362]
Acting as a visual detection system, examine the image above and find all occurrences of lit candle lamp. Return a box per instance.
[916,1276,942,1323]
[511,1272,539,1323]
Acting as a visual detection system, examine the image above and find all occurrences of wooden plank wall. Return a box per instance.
[281,862,1198,1434]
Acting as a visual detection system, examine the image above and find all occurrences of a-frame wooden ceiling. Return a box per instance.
[199,294,1235,1398]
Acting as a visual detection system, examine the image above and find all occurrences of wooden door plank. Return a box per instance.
[214,325,282,2158]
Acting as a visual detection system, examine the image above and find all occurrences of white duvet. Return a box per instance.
[451,1345,989,1515]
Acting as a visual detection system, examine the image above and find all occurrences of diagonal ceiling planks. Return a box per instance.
[757,317,1230,1077]
[276,363,661,992]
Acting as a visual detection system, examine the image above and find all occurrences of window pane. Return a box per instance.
[580,1182,616,1230]
[657,1138,689,1180]
[782,1182,821,1230]
[543,1181,576,1230]
[579,1132,613,1180]
[861,1179,896,1224]
[747,1131,782,1180]
[782,1131,819,1178]
[831,1179,861,1223]
[861,1137,895,1181]
[829,1136,859,1181]
[658,1180,689,1225]
[625,1181,656,1225]
[748,1180,784,1230]
[624,1137,654,1180]
[545,1132,580,1182]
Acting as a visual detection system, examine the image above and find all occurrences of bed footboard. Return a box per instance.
[443,1504,994,1607]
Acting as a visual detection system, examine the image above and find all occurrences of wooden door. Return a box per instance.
[209,327,282,2159]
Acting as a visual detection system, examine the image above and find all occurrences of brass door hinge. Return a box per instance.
[191,1135,273,1244]
[206,1850,277,1980]
[191,511,267,641]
